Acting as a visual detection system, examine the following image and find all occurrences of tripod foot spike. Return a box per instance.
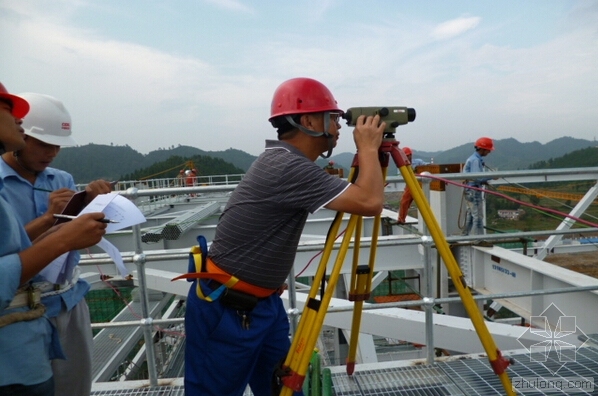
[346,361,355,375]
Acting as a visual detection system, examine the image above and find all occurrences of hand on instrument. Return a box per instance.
[353,114,386,152]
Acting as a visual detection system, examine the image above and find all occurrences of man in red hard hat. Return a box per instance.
[0,83,106,395]
[0,92,113,396]
[462,137,495,235]
[183,77,386,395]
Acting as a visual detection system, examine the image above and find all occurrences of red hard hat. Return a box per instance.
[0,82,29,118]
[403,147,412,156]
[475,137,494,151]
[269,77,342,121]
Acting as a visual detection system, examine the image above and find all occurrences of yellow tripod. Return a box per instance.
[278,137,515,396]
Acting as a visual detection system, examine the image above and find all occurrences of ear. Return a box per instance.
[299,114,319,130]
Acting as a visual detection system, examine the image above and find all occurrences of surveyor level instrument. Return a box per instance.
[278,136,515,396]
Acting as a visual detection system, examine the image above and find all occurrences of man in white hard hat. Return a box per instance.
[0,92,112,396]
[0,83,106,395]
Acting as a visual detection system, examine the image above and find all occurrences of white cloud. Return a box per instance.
[431,16,481,41]
[202,0,255,14]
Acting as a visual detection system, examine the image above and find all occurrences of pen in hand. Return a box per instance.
[33,187,53,193]
[53,214,119,224]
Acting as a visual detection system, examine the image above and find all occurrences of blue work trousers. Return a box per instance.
[463,189,485,235]
[185,280,295,396]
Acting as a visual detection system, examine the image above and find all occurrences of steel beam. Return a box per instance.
[460,244,598,333]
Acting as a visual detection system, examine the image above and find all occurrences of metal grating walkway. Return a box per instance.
[90,347,598,395]
[332,365,464,395]
[91,386,184,395]
[331,347,598,395]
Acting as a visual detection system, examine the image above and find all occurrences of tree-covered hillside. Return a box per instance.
[52,144,256,183]
[528,146,598,169]
[121,155,244,180]
[53,144,146,183]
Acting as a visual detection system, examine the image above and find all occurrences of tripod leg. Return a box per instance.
[396,159,515,396]
[345,216,365,375]
[280,213,361,395]
[345,167,387,375]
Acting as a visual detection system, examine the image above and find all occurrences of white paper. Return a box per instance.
[79,193,146,233]
[97,237,129,277]
[39,251,71,284]
[41,193,144,282]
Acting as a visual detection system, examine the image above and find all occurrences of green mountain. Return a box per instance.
[324,137,596,174]
[51,137,596,184]
[121,155,244,180]
[52,144,256,183]
[529,146,598,169]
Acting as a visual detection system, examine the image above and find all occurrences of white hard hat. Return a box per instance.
[18,93,77,147]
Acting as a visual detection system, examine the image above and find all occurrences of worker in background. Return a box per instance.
[397,147,427,224]
[185,168,198,187]
[0,92,112,396]
[183,77,386,395]
[462,137,495,235]
[0,83,106,396]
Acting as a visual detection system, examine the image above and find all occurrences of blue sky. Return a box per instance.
[1,0,597,156]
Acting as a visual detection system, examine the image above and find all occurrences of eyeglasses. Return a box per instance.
[328,112,342,123]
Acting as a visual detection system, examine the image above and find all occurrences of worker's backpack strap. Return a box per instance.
[172,235,239,302]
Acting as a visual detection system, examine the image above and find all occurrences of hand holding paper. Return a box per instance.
[78,193,146,233]
[43,193,146,282]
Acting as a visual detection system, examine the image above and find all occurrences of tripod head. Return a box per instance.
[342,106,416,136]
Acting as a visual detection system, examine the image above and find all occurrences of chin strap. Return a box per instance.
[320,135,335,159]
[285,113,335,158]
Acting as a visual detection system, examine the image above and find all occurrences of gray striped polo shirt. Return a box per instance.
[208,140,349,289]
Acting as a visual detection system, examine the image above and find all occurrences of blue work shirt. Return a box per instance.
[463,151,491,187]
[0,180,61,387]
[0,160,89,318]
[411,158,427,170]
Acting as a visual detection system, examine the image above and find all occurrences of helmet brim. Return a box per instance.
[25,128,77,147]
[0,93,29,118]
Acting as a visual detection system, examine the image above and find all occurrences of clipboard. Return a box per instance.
[53,190,87,225]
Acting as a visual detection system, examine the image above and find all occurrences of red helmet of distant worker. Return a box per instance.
[475,137,494,151]
[269,77,343,121]
[0,82,29,118]
[403,147,413,156]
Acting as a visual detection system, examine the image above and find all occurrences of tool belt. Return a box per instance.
[206,280,259,311]
[464,179,487,188]
[172,235,276,310]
